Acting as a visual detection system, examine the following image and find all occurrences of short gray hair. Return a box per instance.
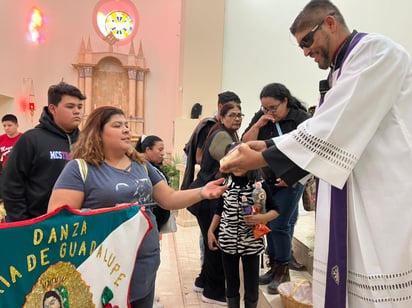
[290,0,347,35]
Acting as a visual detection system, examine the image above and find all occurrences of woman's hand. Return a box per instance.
[201,178,227,199]
[254,114,275,128]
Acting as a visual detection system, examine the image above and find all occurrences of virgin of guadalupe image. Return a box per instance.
[24,261,94,307]
[42,289,64,308]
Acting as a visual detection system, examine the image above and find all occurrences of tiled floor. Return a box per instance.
[155,208,315,307]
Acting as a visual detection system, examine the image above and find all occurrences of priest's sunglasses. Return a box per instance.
[298,20,324,49]
[298,12,335,49]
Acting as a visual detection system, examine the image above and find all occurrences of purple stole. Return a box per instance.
[320,32,367,308]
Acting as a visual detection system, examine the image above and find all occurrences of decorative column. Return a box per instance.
[136,70,146,134]
[83,66,93,116]
[128,68,138,135]
[77,67,86,96]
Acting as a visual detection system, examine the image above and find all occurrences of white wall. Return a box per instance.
[222,0,412,134]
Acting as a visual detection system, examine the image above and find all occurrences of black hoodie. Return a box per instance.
[3,107,80,221]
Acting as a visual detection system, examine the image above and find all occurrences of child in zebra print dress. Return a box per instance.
[207,167,279,308]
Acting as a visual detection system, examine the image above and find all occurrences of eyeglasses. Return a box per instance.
[226,113,244,119]
[260,103,283,113]
[298,12,335,49]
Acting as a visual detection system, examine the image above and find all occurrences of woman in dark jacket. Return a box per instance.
[242,83,310,294]
[189,102,243,305]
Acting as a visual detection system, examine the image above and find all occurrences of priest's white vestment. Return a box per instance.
[274,33,412,307]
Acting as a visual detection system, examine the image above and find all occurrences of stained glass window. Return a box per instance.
[105,11,134,40]
[93,0,138,45]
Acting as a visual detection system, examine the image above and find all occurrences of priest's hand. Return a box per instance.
[246,140,267,152]
[220,142,268,174]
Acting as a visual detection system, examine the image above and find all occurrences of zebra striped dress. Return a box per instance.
[217,175,275,256]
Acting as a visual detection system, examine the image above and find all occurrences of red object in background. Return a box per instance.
[29,102,35,111]
[18,96,29,112]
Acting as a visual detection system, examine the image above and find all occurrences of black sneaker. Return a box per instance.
[201,294,226,306]
[193,275,204,292]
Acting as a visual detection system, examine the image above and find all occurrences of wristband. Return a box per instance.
[199,186,206,200]
[264,139,275,148]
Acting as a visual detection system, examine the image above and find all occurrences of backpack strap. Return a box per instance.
[75,159,88,183]
[75,159,145,183]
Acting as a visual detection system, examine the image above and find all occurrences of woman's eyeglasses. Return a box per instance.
[260,102,283,113]
[226,113,244,119]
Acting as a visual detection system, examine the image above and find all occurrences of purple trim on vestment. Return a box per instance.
[336,33,368,79]
[321,32,367,308]
[324,185,348,307]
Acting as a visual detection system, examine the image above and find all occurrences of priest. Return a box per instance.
[220,1,412,307]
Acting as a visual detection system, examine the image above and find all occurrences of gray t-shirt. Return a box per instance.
[54,160,162,208]
[53,159,163,301]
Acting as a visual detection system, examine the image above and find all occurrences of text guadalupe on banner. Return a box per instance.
[0,204,152,308]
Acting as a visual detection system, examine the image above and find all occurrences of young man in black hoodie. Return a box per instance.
[3,82,86,222]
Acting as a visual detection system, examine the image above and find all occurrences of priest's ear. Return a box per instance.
[325,14,338,32]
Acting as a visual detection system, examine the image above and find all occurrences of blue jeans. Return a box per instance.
[266,183,304,263]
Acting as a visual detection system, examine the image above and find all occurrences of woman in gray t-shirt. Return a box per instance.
[48,106,226,308]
